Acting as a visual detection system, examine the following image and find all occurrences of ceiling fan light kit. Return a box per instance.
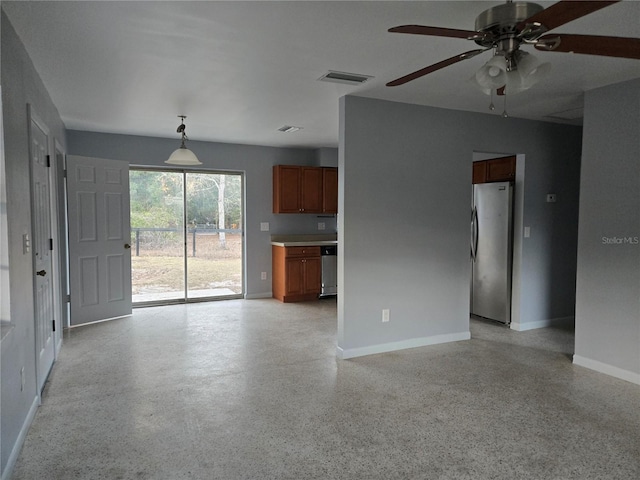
[165,115,202,166]
[387,0,639,115]
[475,55,508,90]
[475,50,551,94]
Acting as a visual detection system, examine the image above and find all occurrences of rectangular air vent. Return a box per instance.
[278,125,302,133]
[318,71,373,85]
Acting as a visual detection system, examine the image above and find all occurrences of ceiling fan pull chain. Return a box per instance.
[489,89,495,111]
[502,91,508,118]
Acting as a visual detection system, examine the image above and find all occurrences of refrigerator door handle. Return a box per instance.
[470,208,474,260]
[470,207,478,261]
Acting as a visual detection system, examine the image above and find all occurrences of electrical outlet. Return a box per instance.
[261,272,267,280]
[260,222,269,232]
[382,309,390,323]
[318,222,325,231]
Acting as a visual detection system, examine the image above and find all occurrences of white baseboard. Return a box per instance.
[244,292,272,299]
[510,316,574,332]
[1,394,39,480]
[573,355,640,385]
[337,331,471,360]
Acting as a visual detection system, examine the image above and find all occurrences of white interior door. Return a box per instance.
[67,156,132,326]
[29,109,55,392]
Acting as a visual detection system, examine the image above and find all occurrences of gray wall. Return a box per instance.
[574,78,640,382]
[316,147,339,167]
[1,10,67,477]
[338,95,582,357]
[67,131,337,298]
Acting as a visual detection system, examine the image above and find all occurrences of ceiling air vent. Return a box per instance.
[277,125,302,133]
[318,71,373,85]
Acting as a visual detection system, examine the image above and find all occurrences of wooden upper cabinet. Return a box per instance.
[300,167,323,213]
[472,161,487,184]
[322,167,338,214]
[273,165,302,213]
[486,156,516,182]
[273,165,337,214]
[473,156,516,184]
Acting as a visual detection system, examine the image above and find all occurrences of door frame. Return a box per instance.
[53,138,67,347]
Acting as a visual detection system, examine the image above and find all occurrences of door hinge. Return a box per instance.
[63,169,67,178]
[52,319,56,332]
[65,294,70,303]
[46,155,51,167]
[49,238,53,250]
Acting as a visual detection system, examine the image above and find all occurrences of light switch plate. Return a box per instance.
[260,222,269,232]
[23,233,31,254]
[524,226,530,238]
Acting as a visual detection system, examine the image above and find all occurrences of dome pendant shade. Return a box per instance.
[504,53,551,94]
[166,146,202,165]
[165,115,202,165]
[475,55,507,89]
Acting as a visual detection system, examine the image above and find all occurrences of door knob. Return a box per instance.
[36,270,47,277]
[124,243,131,249]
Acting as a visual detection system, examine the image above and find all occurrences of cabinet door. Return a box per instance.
[472,161,487,184]
[300,167,323,213]
[322,168,338,213]
[486,156,516,182]
[285,258,305,295]
[303,257,322,294]
[274,165,301,213]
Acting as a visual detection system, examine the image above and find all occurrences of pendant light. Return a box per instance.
[165,115,202,165]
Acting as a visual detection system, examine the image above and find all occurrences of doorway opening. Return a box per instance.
[470,151,524,331]
[129,169,244,305]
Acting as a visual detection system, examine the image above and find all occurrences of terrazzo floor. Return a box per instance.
[11,298,640,479]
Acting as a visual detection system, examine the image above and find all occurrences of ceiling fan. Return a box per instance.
[386,0,640,96]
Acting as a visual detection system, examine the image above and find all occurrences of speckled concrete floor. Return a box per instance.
[12,299,640,479]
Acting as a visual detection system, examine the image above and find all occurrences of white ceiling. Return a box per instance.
[4,1,640,148]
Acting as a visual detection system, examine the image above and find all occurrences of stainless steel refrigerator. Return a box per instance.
[471,182,513,324]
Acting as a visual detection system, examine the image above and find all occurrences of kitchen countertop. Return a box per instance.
[271,240,337,247]
[270,234,337,247]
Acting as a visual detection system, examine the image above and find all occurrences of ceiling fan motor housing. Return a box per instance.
[475,2,545,57]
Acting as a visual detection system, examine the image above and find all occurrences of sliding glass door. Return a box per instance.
[185,173,243,299]
[130,169,243,304]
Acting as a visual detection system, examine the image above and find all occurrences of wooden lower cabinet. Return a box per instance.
[272,245,321,302]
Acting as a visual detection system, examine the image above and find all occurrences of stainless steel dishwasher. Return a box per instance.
[320,245,337,297]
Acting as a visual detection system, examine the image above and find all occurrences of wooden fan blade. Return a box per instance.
[535,34,640,59]
[517,1,620,32]
[389,25,483,40]
[386,49,487,87]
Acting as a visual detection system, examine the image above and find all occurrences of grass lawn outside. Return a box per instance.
[132,233,242,297]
